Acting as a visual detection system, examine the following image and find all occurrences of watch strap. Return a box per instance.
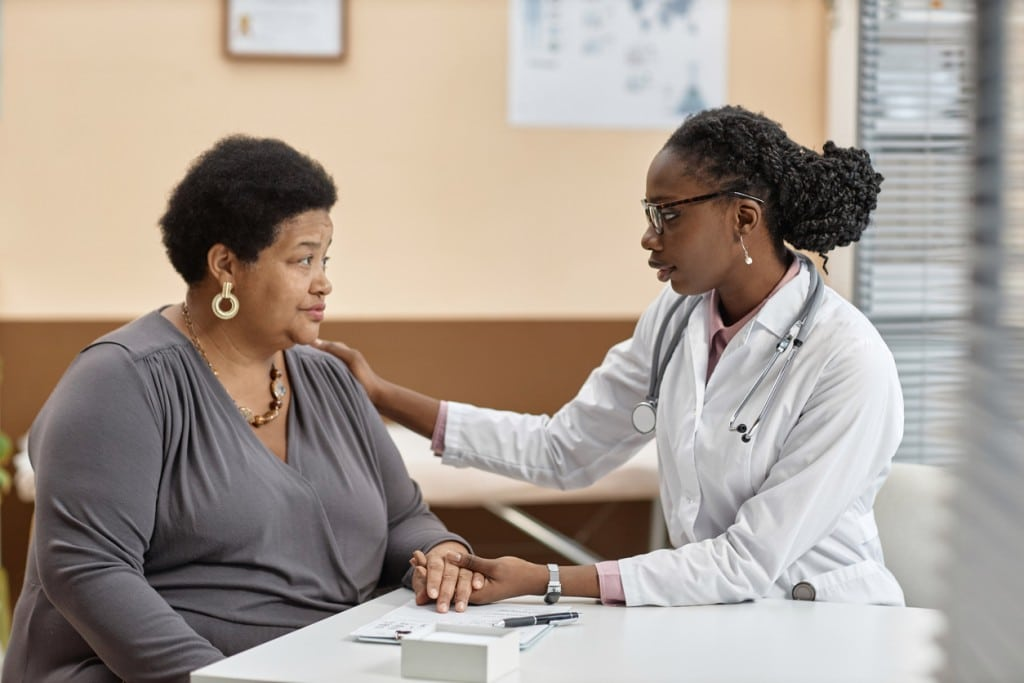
[544,563,561,604]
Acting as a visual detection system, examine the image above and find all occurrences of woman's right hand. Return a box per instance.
[443,552,549,605]
[313,339,385,404]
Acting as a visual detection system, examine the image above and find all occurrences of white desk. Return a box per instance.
[191,589,945,683]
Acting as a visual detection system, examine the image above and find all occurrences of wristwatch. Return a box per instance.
[543,563,561,604]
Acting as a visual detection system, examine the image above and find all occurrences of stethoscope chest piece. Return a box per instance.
[631,401,657,434]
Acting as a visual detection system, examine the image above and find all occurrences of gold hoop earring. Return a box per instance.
[740,236,753,266]
[212,282,239,320]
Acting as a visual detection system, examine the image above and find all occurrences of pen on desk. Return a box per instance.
[493,610,581,628]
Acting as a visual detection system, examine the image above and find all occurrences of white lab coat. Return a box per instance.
[441,261,906,606]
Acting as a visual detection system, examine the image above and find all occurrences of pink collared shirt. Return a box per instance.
[431,401,449,455]
[436,257,802,605]
[705,257,801,383]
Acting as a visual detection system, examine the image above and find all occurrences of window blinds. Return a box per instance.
[944,0,1024,679]
[856,0,975,464]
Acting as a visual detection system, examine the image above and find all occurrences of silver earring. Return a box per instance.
[212,281,239,320]
[740,236,753,266]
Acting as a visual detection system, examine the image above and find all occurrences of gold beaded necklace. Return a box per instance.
[182,302,287,428]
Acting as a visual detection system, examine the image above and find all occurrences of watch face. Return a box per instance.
[544,563,560,603]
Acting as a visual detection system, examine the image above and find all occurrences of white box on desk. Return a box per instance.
[400,624,519,683]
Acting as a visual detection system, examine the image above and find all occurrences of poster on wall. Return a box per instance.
[508,0,728,129]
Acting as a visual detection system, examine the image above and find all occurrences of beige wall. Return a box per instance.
[0,0,832,320]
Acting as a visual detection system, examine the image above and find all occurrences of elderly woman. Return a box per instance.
[2,136,475,683]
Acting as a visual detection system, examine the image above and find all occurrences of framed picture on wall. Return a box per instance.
[224,0,345,60]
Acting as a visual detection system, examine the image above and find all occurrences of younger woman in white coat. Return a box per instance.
[318,105,905,609]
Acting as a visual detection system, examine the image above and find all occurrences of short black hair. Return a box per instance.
[663,105,883,267]
[160,135,338,284]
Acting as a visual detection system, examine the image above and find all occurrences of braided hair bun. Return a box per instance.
[664,106,883,264]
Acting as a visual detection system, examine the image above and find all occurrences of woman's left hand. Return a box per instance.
[410,542,484,612]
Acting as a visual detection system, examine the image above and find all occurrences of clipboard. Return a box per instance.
[350,601,553,650]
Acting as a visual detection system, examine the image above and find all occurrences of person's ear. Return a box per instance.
[734,198,762,238]
[206,243,240,282]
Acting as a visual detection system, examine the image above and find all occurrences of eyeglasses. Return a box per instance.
[641,190,765,235]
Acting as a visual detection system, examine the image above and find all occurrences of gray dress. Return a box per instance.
[2,309,467,683]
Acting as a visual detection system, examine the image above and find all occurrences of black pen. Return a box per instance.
[493,610,581,628]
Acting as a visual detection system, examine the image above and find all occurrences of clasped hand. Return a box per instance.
[411,544,544,612]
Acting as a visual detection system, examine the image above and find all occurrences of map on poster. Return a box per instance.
[508,0,729,129]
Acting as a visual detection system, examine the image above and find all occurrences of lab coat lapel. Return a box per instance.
[685,294,711,420]
[745,263,813,342]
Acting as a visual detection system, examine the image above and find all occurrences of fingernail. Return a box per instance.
[438,602,448,613]
[429,588,438,599]
[456,601,466,611]
[474,579,483,589]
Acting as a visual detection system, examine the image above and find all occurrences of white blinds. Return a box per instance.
[944,0,1024,679]
[856,0,975,464]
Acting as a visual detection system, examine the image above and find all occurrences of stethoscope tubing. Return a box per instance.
[635,254,824,441]
[729,263,824,441]
[648,296,701,399]
[633,295,701,434]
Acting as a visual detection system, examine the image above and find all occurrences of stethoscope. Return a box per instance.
[631,254,825,442]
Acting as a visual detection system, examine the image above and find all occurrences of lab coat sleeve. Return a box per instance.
[617,332,904,606]
[440,287,682,488]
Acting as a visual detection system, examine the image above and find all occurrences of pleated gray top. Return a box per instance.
[3,309,466,683]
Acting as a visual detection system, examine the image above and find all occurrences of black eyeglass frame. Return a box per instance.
[641,190,765,235]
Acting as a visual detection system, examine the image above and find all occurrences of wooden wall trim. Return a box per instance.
[0,317,637,603]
